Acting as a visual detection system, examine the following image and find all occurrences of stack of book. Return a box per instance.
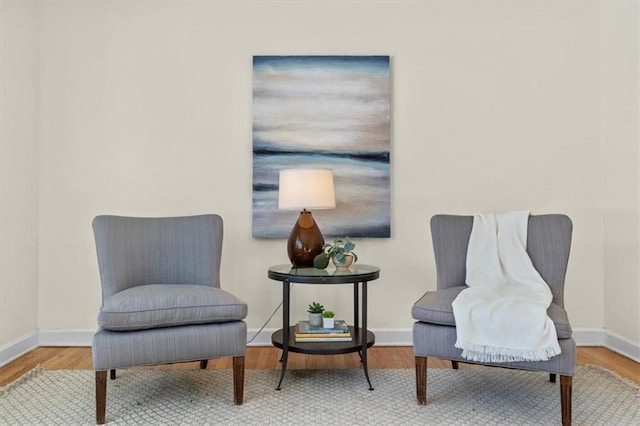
[294,320,352,342]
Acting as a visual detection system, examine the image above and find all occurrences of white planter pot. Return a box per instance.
[323,317,335,329]
[332,253,354,271]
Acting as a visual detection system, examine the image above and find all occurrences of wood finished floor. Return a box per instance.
[1,346,638,387]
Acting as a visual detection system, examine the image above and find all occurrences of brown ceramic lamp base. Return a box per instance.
[287,210,325,267]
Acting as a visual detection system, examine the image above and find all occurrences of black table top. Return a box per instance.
[268,264,380,284]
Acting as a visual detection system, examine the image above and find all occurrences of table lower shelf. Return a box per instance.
[271,326,375,355]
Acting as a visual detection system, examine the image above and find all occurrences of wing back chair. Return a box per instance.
[92,214,247,424]
[412,214,574,425]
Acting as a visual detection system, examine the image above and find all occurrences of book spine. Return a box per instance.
[295,337,352,342]
[294,333,351,338]
[296,321,349,334]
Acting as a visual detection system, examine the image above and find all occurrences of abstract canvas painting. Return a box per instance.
[252,56,390,238]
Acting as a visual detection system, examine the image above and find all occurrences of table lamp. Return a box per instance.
[278,169,336,266]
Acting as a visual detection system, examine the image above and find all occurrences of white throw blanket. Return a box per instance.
[452,211,561,363]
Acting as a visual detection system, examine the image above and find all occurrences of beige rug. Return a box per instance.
[1,365,638,425]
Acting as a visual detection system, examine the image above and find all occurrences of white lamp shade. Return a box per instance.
[278,169,336,210]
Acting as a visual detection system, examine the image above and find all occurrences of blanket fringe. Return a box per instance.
[456,340,561,363]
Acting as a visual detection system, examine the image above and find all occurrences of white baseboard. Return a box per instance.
[38,329,96,347]
[572,328,608,346]
[2,327,638,367]
[603,330,640,362]
[0,332,39,367]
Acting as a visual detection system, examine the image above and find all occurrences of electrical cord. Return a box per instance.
[246,283,292,344]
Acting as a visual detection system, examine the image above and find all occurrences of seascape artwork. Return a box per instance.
[252,55,391,238]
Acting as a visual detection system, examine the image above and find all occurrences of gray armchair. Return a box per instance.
[92,214,247,424]
[412,214,574,425]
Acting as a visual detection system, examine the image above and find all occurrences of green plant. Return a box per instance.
[313,237,358,269]
[307,302,324,314]
[323,310,335,319]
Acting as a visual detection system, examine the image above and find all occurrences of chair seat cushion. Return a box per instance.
[411,286,572,338]
[98,284,248,331]
[411,286,466,326]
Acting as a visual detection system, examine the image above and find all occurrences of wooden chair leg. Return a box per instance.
[451,361,459,370]
[199,360,208,369]
[560,375,572,426]
[110,369,116,380]
[233,355,245,405]
[415,356,427,405]
[550,373,556,383]
[96,371,107,425]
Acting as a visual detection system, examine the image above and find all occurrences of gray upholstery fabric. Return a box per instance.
[430,216,473,290]
[414,214,575,376]
[411,286,572,339]
[411,286,466,326]
[412,321,576,376]
[92,215,223,299]
[91,214,246,372]
[429,214,572,306]
[92,322,246,370]
[547,302,573,339]
[99,284,248,331]
[525,215,573,306]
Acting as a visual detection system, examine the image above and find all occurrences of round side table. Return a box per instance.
[267,264,380,390]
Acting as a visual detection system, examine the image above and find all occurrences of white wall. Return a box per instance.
[600,1,640,345]
[0,0,40,345]
[1,1,638,352]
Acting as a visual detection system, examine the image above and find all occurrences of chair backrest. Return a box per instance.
[92,214,223,300]
[430,214,572,306]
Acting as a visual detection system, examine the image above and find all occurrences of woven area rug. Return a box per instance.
[1,365,638,425]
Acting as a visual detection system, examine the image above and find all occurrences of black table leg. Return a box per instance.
[361,281,374,390]
[276,280,290,390]
[354,281,364,361]
[353,282,359,332]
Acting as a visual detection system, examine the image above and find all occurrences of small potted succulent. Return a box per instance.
[307,301,324,327]
[322,310,335,329]
[313,238,358,270]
